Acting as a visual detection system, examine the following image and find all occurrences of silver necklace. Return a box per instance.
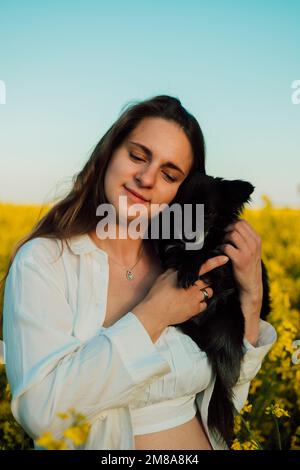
[108,245,145,281]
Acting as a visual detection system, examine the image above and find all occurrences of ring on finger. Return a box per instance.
[200,288,209,302]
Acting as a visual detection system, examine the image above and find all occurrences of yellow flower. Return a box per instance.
[265,403,291,418]
[290,426,300,450]
[34,408,91,449]
[231,439,243,450]
[36,432,69,450]
[63,424,91,446]
[48,440,69,450]
[57,412,69,420]
[35,432,53,448]
[231,439,259,451]
[240,401,253,414]
[250,378,263,394]
[242,440,260,450]
[1,202,300,450]
[234,415,242,434]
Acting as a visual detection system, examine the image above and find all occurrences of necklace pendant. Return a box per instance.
[126,270,134,281]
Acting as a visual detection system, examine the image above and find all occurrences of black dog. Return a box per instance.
[149,171,271,448]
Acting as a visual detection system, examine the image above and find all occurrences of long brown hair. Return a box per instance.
[0,95,206,288]
[1,94,242,448]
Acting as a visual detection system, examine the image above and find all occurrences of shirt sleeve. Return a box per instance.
[232,318,277,413]
[236,318,278,386]
[3,248,172,441]
[0,340,5,364]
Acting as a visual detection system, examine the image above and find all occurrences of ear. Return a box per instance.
[216,178,255,206]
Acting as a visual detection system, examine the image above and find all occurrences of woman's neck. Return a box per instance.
[88,229,148,266]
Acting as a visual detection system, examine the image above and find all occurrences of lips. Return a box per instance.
[123,185,150,202]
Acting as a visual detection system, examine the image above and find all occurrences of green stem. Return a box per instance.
[239,414,264,450]
[272,415,282,450]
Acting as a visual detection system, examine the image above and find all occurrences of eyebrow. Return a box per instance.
[129,140,186,176]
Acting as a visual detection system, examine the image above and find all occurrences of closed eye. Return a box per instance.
[129,152,144,162]
[129,152,177,182]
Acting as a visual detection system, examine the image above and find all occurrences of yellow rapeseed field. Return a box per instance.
[0,197,299,450]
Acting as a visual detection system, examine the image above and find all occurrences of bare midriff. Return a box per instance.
[91,235,213,451]
[134,409,213,450]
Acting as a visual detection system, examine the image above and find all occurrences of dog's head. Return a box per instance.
[152,171,254,253]
[150,171,255,294]
[174,170,254,238]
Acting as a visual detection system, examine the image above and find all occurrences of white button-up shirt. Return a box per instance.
[2,233,278,450]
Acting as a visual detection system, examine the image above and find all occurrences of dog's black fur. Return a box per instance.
[149,171,271,448]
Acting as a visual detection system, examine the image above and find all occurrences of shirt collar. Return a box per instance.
[67,233,108,257]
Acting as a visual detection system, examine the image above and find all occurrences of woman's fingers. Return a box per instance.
[199,286,213,301]
[163,257,227,297]
[199,255,229,276]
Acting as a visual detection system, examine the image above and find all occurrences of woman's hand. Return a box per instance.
[132,255,229,336]
[221,219,263,345]
[221,219,263,299]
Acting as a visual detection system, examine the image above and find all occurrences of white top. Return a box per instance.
[1,233,278,450]
[127,325,213,435]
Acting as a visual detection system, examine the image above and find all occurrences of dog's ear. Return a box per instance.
[172,171,254,215]
[216,178,254,204]
[212,177,254,217]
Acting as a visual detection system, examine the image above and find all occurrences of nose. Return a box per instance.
[135,164,157,188]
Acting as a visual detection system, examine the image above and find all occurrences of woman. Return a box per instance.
[1,95,277,450]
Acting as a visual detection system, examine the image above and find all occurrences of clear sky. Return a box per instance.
[0,0,299,207]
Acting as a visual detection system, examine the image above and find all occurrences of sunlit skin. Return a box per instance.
[90,117,194,264]
[222,219,264,345]
[0,204,296,449]
[89,117,264,345]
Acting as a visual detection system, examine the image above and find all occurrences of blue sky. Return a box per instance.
[0,0,299,207]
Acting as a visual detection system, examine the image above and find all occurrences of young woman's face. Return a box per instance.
[104,117,194,224]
